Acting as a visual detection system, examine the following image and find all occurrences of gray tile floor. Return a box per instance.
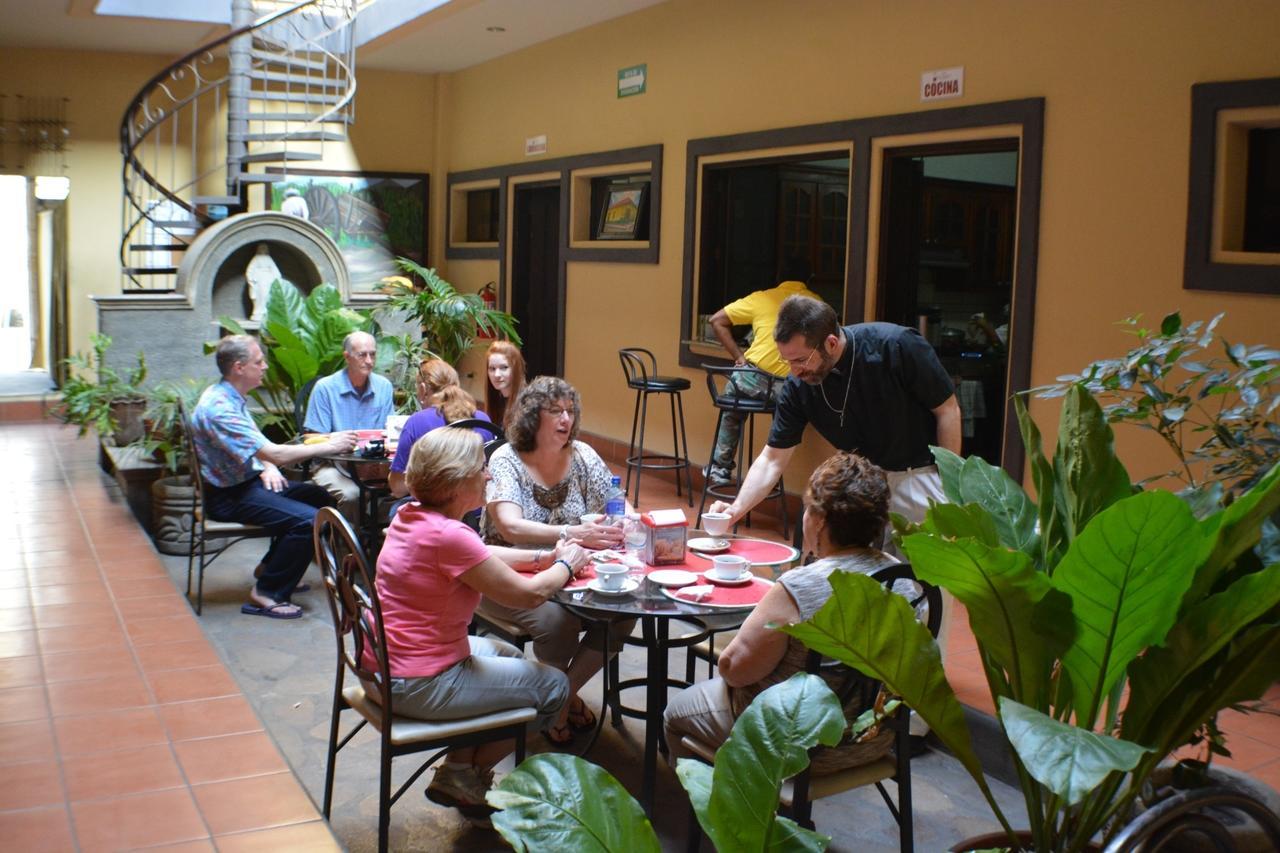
[161,539,1026,851]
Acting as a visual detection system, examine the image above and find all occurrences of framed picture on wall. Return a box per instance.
[263,168,429,289]
[595,182,648,240]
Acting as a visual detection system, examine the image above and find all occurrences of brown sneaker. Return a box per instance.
[426,764,495,824]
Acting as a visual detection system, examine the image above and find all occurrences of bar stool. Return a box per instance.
[619,347,693,507]
[697,364,788,538]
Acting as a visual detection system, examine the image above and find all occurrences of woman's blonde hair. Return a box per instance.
[405,427,484,508]
[417,358,477,423]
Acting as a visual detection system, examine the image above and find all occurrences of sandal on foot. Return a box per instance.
[543,722,574,746]
[567,698,596,731]
[240,601,302,619]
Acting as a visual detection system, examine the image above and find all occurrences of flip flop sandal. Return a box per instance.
[240,601,302,619]
[542,722,574,746]
[567,701,596,731]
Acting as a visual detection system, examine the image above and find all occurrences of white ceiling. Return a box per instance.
[0,0,667,74]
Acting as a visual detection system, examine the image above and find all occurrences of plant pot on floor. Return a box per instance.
[110,397,147,446]
[949,831,1101,852]
[151,475,196,556]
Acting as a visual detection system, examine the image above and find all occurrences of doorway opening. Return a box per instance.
[877,144,1019,465]
[0,175,59,395]
[510,182,562,379]
[696,154,850,342]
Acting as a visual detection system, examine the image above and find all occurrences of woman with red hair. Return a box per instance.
[484,340,526,431]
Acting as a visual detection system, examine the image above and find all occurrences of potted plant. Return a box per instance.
[58,333,148,445]
[377,257,521,367]
[780,384,1280,851]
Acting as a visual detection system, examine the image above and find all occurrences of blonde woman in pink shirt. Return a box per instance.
[373,427,589,822]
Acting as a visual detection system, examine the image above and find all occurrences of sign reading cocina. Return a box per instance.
[921,66,964,101]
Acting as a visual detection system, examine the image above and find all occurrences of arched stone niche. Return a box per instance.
[94,211,361,384]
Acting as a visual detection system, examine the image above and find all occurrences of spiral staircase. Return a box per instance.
[119,0,359,292]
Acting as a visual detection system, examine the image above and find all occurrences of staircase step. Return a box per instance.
[192,195,242,206]
[251,90,346,104]
[148,219,199,229]
[238,151,324,164]
[247,68,346,88]
[123,266,179,275]
[229,111,350,123]
[249,48,331,72]
[128,243,189,251]
[236,130,345,143]
[236,173,288,184]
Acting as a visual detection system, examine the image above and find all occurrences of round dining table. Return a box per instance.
[552,533,799,813]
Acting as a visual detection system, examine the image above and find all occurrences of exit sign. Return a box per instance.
[617,64,647,98]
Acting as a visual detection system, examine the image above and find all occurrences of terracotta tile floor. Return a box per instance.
[0,423,340,852]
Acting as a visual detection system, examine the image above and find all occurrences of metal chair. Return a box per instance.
[619,347,693,507]
[178,400,273,615]
[314,507,535,852]
[696,364,788,537]
[682,563,941,852]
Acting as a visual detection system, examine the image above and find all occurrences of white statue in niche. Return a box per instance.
[245,244,284,324]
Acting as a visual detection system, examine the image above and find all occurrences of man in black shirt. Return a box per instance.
[710,296,961,542]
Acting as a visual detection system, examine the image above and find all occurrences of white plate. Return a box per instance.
[702,570,753,586]
[587,577,639,596]
[662,576,774,609]
[590,550,624,563]
[687,537,730,554]
[646,569,699,587]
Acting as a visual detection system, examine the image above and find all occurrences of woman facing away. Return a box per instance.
[664,451,912,772]
[478,376,634,745]
[372,427,590,821]
[484,340,526,432]
[388,358,492,498]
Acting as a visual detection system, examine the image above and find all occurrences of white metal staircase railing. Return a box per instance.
[119,0,358,292]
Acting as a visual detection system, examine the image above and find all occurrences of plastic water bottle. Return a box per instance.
[605,475,626,524]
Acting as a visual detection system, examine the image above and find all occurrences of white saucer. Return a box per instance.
[647,569,699,587]
[590,550,624,563]
[702,570,753,586]
[587,577,639,596]
[687,537,730,554]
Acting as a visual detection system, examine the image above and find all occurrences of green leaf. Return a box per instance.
[1015,394,1067,569]
[1052,490,1203,725]
[902,533,1071,708]
[695,673,842,852]
[1186,463,1280,603]
[1125,562,1280,744]
[931,445,965,504]
[1053,385,1133,541]
[264,280,306,338]
[488,753,659,853]
[779,574,992,801]
[999,697,1151,807]
[916,502,1001,547]
[1160,312,1182,337]
[674,760,713,835]
[954,454,1040,556]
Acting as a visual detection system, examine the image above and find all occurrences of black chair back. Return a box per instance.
[176,399,210,520]
[702,363,780,410]
[295,376,320,434]
[619,347,656,388]
[445,418,507,460]
[315,507,392,714]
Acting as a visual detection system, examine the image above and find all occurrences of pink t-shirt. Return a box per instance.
[374,503,490,678]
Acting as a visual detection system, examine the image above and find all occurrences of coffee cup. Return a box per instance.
[596,562,629,590]
[580,513,606,525]
[710,554,749,580]
[701,511,731,537]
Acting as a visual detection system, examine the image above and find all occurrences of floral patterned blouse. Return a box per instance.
[480,441,615,547]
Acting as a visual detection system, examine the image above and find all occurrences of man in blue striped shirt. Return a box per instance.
[304,331,394,519]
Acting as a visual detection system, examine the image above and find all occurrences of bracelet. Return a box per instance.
[559,525,569,541]
[552,558,573,582]
[535,549,547,568]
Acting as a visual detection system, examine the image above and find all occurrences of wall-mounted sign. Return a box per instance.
[525,134,547,156]
[618,64,647,98]
[921,66,964,101]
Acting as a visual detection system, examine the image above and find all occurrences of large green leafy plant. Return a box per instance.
[788,386,1280,852]
[215,281,370,436]
[58,333,148,442]
[487,673,878,852]
[378,257,520,367]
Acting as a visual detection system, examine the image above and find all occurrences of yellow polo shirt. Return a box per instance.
[723,281,824,377]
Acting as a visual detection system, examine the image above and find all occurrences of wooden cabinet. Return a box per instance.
[778,173,848,302]
[921,179,1014,287]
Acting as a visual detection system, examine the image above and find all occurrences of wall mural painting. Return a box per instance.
[265,168,429,288]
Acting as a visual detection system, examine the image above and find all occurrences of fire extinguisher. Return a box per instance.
[477,282,498,339]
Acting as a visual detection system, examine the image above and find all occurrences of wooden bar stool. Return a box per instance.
[618,347,693,507]
[696,364,788,537]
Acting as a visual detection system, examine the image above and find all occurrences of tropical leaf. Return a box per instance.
[1052,385,1133,541]
[932,445,965,504]
[902,532,1071,708]
[265,280,307,337]
[914,502,1000,547]
[1185,462,1280,604]
[694,673,842,852]
[1125,563,1280,743]
[1015,394,1066,570]
[488,753,659,853]
[1052,490,1203,725]
[955,454,1039,555]
[780,574,990,797]
[999,698,1151,807]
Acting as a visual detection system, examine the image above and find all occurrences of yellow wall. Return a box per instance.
[437,0,1280,489]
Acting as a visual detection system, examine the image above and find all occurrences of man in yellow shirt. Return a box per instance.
[705,259,824,486]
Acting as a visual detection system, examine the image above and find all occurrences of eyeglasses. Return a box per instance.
[784,346,821,371]
[543,406,574,418]
[350,350,376,360]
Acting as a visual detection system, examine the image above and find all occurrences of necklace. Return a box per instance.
[818,337,855,427]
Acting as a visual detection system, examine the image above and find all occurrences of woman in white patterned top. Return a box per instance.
[478,377,635,745]
[664,452,909,771]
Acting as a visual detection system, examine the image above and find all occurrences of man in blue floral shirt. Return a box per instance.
[192,335,357,619]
